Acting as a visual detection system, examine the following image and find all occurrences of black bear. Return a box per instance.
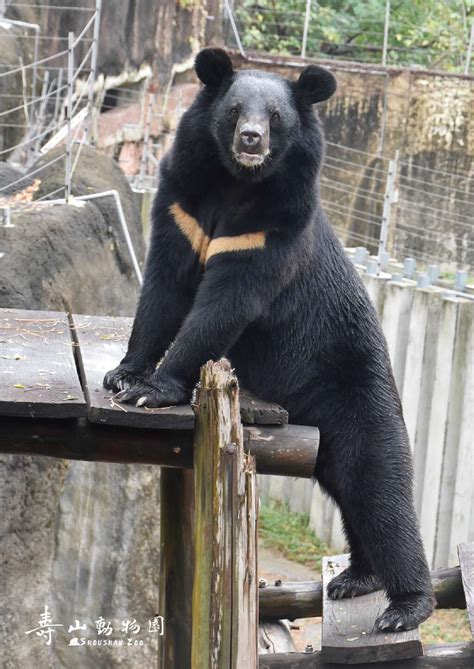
[104,48,434,631]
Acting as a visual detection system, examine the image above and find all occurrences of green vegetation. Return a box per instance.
[258,499,329,571]
[421,609,472,644]
[235,0,472,71]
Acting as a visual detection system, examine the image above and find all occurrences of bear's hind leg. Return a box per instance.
[331,430,434,632]
[327,517,382,600]
[316,462,382,600]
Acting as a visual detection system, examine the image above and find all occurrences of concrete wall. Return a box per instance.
[260,272,473,570]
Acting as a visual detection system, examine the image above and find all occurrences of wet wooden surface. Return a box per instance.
[0,308,85,418]
[321,554,422,664]
[72,313,288,429]
[71,314,194,429]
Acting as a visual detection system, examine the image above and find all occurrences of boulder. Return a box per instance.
[0,148,161,668]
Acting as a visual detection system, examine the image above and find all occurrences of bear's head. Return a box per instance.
[194,47,336,181]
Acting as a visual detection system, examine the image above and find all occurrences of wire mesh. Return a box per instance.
[224,0,473,73]
[0,1,101,211]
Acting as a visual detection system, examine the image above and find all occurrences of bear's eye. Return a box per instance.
[271,111,280,122]
[229,107,238,117]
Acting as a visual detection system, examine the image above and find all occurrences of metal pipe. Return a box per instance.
[465,21,474,74]
[377,149,398,272]
[223,0,246,58]
[65,31,74,203]
[42,190,143,285]
[382,0,390,66]
[87,0,102,144]
[138,91,156,190]
[301,0,312,59]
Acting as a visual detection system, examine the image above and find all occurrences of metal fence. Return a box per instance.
[322,142,474,279]
[0,0,101,217]
[224,0,473,73]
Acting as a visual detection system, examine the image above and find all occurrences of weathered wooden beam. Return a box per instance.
[258,566,466,621]
[158,468,194,669]
[258,642,474,668]
[0,417,319,478]
[191,360,258,668]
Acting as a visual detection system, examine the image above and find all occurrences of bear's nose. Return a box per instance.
[240,127,262,148]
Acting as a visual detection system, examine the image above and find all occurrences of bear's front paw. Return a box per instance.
[375,592,434,632]
[114,376,189,408]
[327,567,382,600]
[103,365,150,393]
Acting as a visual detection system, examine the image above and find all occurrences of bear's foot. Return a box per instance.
[115,377,189,408]
[103,365,150,393]
[327,566,382,600]
[375,592,434,632]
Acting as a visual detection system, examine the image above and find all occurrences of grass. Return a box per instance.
[420,609,471,644]
[258,499,471,645]
[258,499,329,572]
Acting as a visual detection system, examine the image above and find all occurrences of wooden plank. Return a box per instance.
[72,314,288,429]
[159,468,194,669]
[240,389,288,425]
[259,642,474,668]
[0,308,85,418]
[258,566,466,622]
[191,359,258,669]
[458,542,474,636]
[321,554,423,664]
[72,314,194,429]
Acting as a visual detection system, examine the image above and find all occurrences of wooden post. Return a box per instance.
[158,468,195,668]
[192,359,258,668]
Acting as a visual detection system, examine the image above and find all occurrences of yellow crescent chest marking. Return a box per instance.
[170,202,266,265]
[170,202,210,264]
[205,232,266,262]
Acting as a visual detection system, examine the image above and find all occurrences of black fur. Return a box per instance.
[105,48,434,631]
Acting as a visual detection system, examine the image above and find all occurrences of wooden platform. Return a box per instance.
[0,309,85,418]
[0,308,317,478]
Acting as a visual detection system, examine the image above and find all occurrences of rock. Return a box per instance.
[0,148,160,668]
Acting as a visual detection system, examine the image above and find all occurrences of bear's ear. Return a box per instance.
[294,65,336,104]
[195,48,234,88]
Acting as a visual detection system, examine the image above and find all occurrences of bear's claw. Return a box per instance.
[103,366,149,393]
[327,567,382,600]
[375,593,434,632]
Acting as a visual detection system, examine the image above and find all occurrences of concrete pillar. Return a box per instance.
[420,297,462,567]
[361,271,391,319]
[436,299,473,567]
[287,478,314,515]
[330,506,347,552]
[401,286,443,513]
[381,279,415,394]
[309,484,334,546]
